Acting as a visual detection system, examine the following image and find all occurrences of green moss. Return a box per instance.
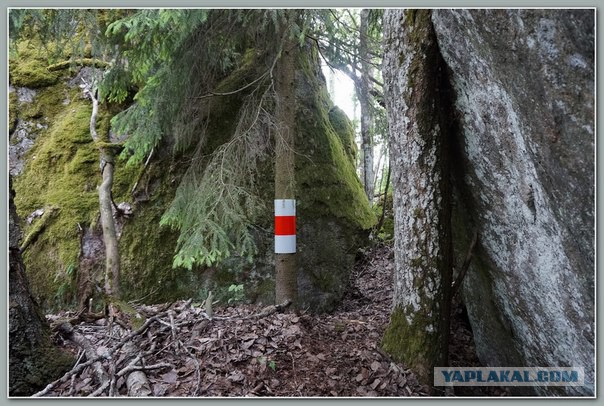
[20,85,76,127]
[20,206,59,250]
[95,141,124,155]
[47,58,108,72]
[9,41,62,88]
[14,94,99,309]
[295,48,375,230]
[111,160,141,202]
[296,112,375,229]
[328,106,357,163]
[9,91,18,133]
[381,305,440,385]
[374,191,394,241]
[118,155,200,303]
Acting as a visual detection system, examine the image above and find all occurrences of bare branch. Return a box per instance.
[451,230,479,297]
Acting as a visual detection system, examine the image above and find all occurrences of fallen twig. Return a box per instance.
[33,353,112,397]
[56,323,109,387]
[33,300,191,397]
[118,362,172,377]
[88,380,110,397]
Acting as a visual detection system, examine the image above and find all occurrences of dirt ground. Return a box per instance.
[38,243,508,398]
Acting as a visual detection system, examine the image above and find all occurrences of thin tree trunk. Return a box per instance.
[359,8,374,204]
[99,153,120,299]
[274,11,298,306]
[86,85,121,300]
[9,178,74,396]
[375,164,391,233]
[381,9,453,389]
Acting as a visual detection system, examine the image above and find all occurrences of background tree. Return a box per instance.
[9,178,74,395]
[358,9,374,203]
[311,9,385,204]
[381,9,453,388]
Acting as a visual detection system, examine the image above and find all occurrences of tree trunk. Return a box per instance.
[86,86,121,301]
[375,164,391,233]
[99,151,120,300]
[381,9,453,388]
[274,11,298,306]
[9,177,74,396]
[359,8,374,204]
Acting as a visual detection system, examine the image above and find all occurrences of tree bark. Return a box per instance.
[9,177,74,396]
[99,152,120,300]
[359,9,374,204]
[274,11,298,306]
[86,86,121,301]
[375,164,391,233]
[381,9,453,388]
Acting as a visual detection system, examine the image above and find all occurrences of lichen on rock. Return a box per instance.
[431,9,595,396]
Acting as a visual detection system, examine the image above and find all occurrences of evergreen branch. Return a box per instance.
[163,82,275,269]
[193,70,269,100]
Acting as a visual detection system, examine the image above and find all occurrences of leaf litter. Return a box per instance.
[39,243,505,397]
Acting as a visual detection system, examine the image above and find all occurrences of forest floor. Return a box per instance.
[39,242,508,398]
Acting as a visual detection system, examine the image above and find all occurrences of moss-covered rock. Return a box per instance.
[118,154,206,304]
[13,90,100,309]
[328,105,357,163]
[12,42,374,313]
[117,44,374,311]
[9,89,18,133]
[9,41,62,88]
[432,9,595,396]
[10,40,127,307]
[9,179,74,396]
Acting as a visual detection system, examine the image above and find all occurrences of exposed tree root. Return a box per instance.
[32,298,296,397]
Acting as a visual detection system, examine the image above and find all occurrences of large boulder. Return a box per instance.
[10,42,374,313]
[431,9,594,395]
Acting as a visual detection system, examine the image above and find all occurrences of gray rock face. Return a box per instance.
[10,119,39,176]
[431,10,594,395]
[9,86,45,176]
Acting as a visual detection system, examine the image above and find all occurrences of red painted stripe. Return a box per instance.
[275,215,296,236]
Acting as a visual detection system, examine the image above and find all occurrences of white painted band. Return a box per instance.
[274,199,296,216]
[275,235,296,254]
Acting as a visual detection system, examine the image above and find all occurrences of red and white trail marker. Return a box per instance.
[274,199,296,254]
